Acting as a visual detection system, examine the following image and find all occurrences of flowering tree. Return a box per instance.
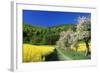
[77,16,91,56]
[56,16,91,56]
[56,30,74,50]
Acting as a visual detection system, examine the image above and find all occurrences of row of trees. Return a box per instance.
[23,23,76,45]
[57,16,91,56]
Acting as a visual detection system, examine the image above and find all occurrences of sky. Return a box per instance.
[23,10,91,27]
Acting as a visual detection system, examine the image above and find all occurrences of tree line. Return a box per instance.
[23,24,76,45]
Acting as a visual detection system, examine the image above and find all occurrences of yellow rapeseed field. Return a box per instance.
[72,43,91,52]
[23,44,55,62]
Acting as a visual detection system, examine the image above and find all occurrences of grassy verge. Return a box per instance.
[57,48,91,60]
[57,50,66,61]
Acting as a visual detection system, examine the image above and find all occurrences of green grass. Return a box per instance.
[57,48,91,60]
[57,51,66,61]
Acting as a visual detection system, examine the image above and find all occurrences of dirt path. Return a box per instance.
[57,49,72,60]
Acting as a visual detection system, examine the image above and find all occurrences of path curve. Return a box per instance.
[57,49,72,60]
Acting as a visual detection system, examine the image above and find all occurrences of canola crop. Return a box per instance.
[72,43,91,52]
[23,44,55,62]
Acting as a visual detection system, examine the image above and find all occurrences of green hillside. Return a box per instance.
[23,24,76,45]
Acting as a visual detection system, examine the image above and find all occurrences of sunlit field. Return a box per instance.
[23,44,55,62]
[23,43,91,62]
[23,10,91,62]
[57,43,91,60]
[72,43,91,52]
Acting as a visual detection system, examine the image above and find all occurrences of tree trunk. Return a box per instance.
[85,41,90,56]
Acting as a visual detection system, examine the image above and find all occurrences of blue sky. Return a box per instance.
[23,10,91,27]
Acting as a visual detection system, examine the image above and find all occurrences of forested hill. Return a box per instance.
[23,24,76,45]
[23,24,76,31]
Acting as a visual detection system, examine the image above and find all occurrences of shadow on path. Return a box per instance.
[45,49,59,61]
